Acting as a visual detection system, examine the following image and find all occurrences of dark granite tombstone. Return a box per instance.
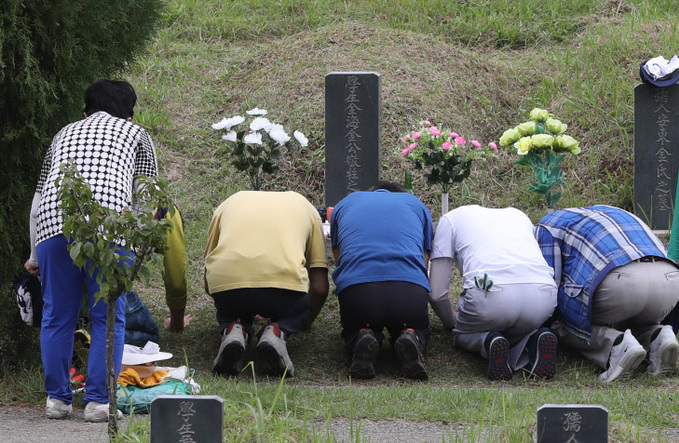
[150,395,223,443]
[634,84,679,230]
[536,404,608,443]
[325,72,381,206]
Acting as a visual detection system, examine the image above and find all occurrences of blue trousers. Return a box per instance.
[37,235,127,405]
[125,290,160,347]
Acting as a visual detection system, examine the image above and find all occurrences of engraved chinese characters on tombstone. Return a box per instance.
[325,72,381,206]
[634,84,679,230]
[150,395,223,443]
[537,404,608,443]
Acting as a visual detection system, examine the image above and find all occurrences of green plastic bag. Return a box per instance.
[117,379,193,414]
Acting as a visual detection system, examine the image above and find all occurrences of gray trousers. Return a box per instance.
[556,259,679,369]
[453,283,557,369]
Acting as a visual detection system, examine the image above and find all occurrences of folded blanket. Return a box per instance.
[117,367,169,388]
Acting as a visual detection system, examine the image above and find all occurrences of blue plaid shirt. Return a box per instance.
[535,205,667,340]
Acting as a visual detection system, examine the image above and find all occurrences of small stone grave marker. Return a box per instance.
[150,395,223,443]
[325,71,381,206]
[537,404,608,443]
[634,83,679,230]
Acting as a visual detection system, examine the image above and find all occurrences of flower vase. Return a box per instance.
[441,192,449,216]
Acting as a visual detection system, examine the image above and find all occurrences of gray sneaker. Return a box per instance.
[599,329,646,383]
[83,401,124,423]
[256,324,294,377]
[46,396,72,419]
[648,325,679,377]
[213,322,248,376]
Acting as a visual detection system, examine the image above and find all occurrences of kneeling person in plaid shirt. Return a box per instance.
[535,205,679,383]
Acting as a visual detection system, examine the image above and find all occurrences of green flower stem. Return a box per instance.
[516,150,565,209]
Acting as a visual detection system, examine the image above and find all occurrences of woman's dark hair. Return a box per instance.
[83,80,137,119]
[367,181,407,193]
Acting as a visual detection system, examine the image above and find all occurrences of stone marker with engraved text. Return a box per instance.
[537,404,608,443]
[150,395,223,443]
[634,84,679,230]
[325,72,381,206]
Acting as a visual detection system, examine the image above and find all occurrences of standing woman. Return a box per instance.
[24,80,158,422]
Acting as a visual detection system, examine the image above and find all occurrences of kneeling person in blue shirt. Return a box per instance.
[331,182,433,380]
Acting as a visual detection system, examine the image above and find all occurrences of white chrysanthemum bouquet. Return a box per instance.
[212,108,308,190]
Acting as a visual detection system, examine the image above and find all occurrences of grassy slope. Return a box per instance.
[16,0,679,441]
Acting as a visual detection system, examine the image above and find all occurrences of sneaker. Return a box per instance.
[212,322,248,376]
[394,329,428,380]
[83,401,124,423]
[486,332,512,381]
[524,328,557,380]
[256,323,294,377]
[599,329,646,383]
[46,396,72,419]
[647,325,679,377]
[348,329,380,379]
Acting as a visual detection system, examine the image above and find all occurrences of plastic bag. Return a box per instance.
[117,379,193,414]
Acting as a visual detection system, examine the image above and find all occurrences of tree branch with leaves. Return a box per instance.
[56,161,173,437]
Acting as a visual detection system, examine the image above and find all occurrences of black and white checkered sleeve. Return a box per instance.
[35,130,62,193]
[133,129,158,178]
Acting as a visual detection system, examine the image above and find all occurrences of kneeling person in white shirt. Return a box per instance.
[429,205,558,381]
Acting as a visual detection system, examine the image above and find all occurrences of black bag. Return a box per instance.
[13,274,43,327]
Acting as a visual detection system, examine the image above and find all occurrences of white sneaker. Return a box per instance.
[84,401,124,423]
[648,325,679,377]
[256,324,294,377]
[46,396,72,419]
[212,322,248,376]
[599,329,646,383]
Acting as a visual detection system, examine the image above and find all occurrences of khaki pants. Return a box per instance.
[557,259,679,368]
[453,283,557,369]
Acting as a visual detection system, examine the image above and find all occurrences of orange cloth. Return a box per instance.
[117,368,169,388]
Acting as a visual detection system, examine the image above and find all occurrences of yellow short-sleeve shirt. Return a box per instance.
[204,191,327,294]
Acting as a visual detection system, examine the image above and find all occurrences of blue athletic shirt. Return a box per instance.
[330,190,433,293]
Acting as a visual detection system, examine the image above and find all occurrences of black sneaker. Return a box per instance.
[524,328,557,380]
[486,332,512,381]
[348,329,380,379]
[395,329,428,380]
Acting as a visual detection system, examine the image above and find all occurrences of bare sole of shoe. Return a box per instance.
[650,340,679,377]
[395,336,428,381]
[527,332,557,380]
[212,342,245,376]
[349,334,379,379]
[488,337,512,381]
[256,342,293,377]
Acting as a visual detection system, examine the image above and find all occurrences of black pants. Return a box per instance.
[211,288,310,339]
[338,281,430,350]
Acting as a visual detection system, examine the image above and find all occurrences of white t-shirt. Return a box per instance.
[430,205,556,289]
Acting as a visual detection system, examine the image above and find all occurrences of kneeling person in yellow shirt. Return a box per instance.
[204,191,330,377]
